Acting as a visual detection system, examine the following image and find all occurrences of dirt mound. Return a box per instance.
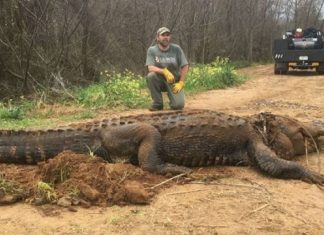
[0,151,169,207]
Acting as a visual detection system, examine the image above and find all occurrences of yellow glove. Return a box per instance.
[162,68,175,84]
[172,81,185,93]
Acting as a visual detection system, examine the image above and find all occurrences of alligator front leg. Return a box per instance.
[248,141,324,184]
[98,124,191,175]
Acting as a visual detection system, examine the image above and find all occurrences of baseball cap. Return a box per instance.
[157,27,171,35]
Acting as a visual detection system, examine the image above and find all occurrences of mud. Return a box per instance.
[0,151,170,207]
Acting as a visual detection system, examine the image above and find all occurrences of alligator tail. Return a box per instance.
[247,140,324,184]
[0,128,98,164]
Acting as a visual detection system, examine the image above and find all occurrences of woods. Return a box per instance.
[0,0,324,98]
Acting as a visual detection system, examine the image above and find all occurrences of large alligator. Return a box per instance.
[0,109,323,183]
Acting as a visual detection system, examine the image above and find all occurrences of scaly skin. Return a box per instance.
[249,112,324,159]
[0,109,323,183]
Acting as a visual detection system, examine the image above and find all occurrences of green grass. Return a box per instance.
[0,176,24,194]
[36,181,57,203]
[0,58,249,129]
[185,57,247,93]
[75,70,150,109]
[0,106,23,120]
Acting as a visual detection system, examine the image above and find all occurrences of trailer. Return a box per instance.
[273,27,324,74]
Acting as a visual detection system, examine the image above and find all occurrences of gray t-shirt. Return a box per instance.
[145,43,188,78]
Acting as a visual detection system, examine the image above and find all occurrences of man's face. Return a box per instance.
[157,32,171,47]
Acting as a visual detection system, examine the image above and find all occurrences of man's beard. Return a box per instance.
[158,40,170,48]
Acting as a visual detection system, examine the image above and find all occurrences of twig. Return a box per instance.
[189,181,267,191]
[273,204,307,224]
[241,178,273,196]
[192,224,228,228]
[298,121,321,173]
[118,171,131,184]
[255,126,268,144]
[150,173,187,189]
[240,204,269,220]
[166,189,212,196]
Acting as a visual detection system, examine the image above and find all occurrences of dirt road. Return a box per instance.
[1,65,324,235]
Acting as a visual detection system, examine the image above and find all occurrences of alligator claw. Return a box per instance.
[156,163,192,175]
[302,170,324,184]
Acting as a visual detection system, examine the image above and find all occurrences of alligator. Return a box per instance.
[0,109,323,183]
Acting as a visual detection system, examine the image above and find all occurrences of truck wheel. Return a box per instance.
[274,63,288,75]
[316,63,324,74]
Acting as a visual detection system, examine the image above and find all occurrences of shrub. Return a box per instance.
[185,57,244,92]
[76,70,149,109]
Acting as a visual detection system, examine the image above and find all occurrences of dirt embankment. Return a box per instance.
[1,65,324,235]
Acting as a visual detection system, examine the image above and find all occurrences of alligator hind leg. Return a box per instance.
[248,140,324,184]
[98,123,191,175]
[270,132,295,160]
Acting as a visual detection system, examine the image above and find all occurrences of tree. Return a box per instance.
[0,0,323,98]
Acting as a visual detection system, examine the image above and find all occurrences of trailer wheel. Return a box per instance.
[274,63,288,75]
[316,63,324,74]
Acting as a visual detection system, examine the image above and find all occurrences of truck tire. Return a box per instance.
[316,63,324,74]
[274,63,288,75]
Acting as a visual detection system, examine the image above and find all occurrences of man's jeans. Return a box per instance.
[146,72,185,110]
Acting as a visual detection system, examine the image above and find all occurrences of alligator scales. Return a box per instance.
[0,109,323,183]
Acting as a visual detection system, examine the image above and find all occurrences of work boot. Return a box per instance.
[148,106,163,112]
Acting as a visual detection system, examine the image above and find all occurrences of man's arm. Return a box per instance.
[148,65,175,84]
[147,65,164,75]
[172,64,189,93]
[179,64,189,82]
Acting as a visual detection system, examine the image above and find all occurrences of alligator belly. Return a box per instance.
[161,134,250,167]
